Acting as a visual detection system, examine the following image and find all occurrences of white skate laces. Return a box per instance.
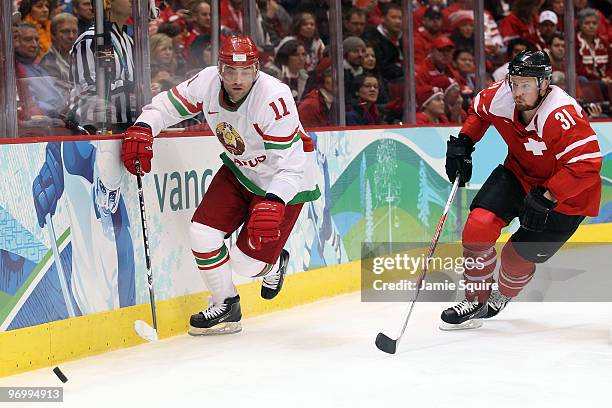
[262,268,281,289]
[201,303,228,320]
[488,291,510,311]
[452,299,479,316]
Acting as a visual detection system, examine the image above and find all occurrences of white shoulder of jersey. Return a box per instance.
[484,80,514,120]
[527,86,585,135]
[256,72,294,100]
[249,72,296,120]
[186,66,220,90]
[540,85,584,119]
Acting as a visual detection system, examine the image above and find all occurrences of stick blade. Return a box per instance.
[135,319,159,342]
[375,332,397,354]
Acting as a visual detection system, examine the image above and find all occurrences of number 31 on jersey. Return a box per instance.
[554,108,577,130]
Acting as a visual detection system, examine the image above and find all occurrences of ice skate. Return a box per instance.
[484,290,511,319]
[261,249,289,300]
[439,299,488,331]
[189,295,242,335]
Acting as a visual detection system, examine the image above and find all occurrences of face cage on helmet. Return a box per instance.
[217,61,260,83]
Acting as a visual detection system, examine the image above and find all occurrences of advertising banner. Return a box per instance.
[1,124,610,331]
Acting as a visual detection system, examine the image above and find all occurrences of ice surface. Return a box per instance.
[1,293,611,407]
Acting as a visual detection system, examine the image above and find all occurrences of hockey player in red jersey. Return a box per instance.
[120,36,320,335]
[440,50,602,329]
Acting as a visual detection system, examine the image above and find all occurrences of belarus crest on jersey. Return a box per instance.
[216,122,245,155]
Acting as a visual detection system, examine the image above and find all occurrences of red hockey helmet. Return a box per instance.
[218,36,259,68]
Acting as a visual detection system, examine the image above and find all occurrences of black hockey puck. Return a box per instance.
[53,366,68,383]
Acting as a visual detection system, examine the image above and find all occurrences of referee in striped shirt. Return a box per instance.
[68,0,135,132]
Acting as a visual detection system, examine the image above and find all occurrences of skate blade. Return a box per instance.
[439,319,484,331]
[188,322,242,336]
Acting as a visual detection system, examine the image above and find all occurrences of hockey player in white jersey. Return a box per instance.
[120,36,321,335]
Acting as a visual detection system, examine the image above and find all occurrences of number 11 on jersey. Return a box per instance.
[269,98,290,121]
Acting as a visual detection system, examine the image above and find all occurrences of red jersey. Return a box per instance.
[498,12,538,45]
[416,111,449,125]
[183,28,211,58]
[413,27,438,66]
[416,57,456,86]
[412,5,426,30]
[220,1,243,34]
[441,2,462,30]
[575,32,612,80]
[460,80,602,216]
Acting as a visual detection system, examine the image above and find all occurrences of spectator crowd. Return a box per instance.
[9,0,612,135]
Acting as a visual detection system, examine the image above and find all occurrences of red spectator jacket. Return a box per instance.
[298,89,331,128]
[531,32,547,51]
[413,27,438,67]
[416,111,449,125]
[184,28,211,58]
[498,12,538,45]
[416,57,456,86]
[441,2,462,26]
[446,109,468,125]
[575,32,612,80]
[595,10,612,41]
[158,4,177,22]
[461,80,602,216]
[220,1,243,34]
[365,4,383,26]
[412,5,426,30]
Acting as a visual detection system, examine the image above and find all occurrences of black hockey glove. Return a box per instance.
[520,186,557,232]
[445,134,474,187]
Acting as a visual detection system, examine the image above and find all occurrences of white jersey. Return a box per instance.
[137,67,320,205]
[63,168,120,315]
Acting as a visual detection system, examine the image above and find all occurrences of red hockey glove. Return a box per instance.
[121,125,154,175]
[247,200,286,251]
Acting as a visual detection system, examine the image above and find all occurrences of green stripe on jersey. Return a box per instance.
[167,90,191,117]
[220,153,322,204]
[254,263,274,277]
[194,245,228,267]
[263,133,301,150]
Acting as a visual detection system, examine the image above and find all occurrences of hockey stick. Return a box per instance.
[133,160,159,342]
[46,214,76,318]
[375,176,461,354]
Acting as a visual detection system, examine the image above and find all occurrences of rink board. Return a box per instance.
[0,123,611,377]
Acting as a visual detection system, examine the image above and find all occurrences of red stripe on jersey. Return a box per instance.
[300,132,315,152]
[253,123,299,142]
[197,256,230,270]
[192,248,222,259]
[171,87,202,113]
[187,74,199,86]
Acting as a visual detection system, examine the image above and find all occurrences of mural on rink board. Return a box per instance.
[0,124,610,331]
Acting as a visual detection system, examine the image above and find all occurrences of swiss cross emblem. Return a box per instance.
[524,138,547,156]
